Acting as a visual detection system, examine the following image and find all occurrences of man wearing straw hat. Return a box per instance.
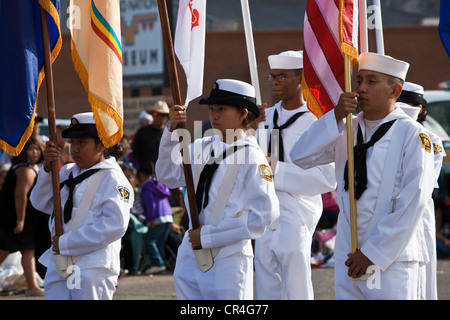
[131,100,170,168]
[290,52,436,299]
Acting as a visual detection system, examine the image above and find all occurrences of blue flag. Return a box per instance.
[0,0,61,156]
[440,0,450,57]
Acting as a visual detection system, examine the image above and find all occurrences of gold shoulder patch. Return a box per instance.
[118,186,130,202]
[434,144,443,153]
[259,164,273,182]
[418,133,432,153]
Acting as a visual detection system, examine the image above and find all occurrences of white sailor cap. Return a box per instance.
[199,79,259,117]
[268,50,303,70]
[358,52,409,81]
[398,81,427,107]
[402,82,424,95]
[62,112,98,139]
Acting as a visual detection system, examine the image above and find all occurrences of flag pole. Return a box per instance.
[240,0,261,104]
[40,7,63,237]
[359,0,368,53]
[240,0,268,151]
[157,0,200,230]
[344,56,358,253]
[373,0,385,54]
[345,0,369,254]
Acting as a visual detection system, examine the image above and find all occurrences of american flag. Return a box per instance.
[302,0,359,118]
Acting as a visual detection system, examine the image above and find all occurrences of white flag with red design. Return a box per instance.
[174,0,206,107]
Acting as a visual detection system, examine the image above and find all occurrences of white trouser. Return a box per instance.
[424,228,438,300]
[255,222,314,300]
[334,258,426,300]
[44,267,118,300]
[174,242,253,300]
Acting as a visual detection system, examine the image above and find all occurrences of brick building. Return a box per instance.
[37,24,450,136]
[36,0,448,136]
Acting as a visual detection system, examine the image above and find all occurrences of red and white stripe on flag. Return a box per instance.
[302,0,359,118]
[174,0,206,107]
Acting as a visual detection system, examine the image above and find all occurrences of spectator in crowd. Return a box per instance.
[131,101,170,169]
[138,162,173,275]
[0,138,45,296]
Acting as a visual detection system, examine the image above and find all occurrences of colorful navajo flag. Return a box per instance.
[174,0,206,107]
[302,0,359,118]
[70,0,123,147]
[0,0,61,156]
[439,0,450,57]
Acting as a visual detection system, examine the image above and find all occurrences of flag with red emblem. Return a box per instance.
[174,0,206,107]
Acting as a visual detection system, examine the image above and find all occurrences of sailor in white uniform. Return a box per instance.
[30,112,133,300]
[398,82,446,300]
[290,53,436,299]
[156,79,279,300]
[253,51,336,300]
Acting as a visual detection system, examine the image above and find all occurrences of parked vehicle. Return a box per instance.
[39,118,71,137]
[424,89,450,141]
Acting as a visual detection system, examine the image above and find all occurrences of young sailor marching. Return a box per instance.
[155,79,279,300]
[30,112,133,300]
[253,50,336,300]
[397,82,445,300]
[290,53,436,299]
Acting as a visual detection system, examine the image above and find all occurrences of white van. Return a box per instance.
[424,89,450,166]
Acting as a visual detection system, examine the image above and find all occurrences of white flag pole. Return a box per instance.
[240,0,268,152]
[359,0,368,53]
[240,0,261,105]
[373,0,385,54]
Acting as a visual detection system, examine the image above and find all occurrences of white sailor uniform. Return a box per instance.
[398,102,445,299]
[289,107,436,299]
[254,102,336,300]
[155,124,279,300]
[30,157,133,300]
[423,128,445,300]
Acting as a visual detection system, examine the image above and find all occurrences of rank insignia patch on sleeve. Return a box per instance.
[434,144,443,153]
[118,186,130,202]
[259,164,273,182]
[418,133,432,153]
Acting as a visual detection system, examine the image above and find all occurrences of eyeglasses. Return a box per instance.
[267,73,300,82]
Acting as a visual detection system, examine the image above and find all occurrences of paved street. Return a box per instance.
[111,266,334,300]
[2,259,450,300]
[112,259,450,300]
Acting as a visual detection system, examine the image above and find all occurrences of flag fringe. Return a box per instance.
[89,95,123,148]
[70,38,89,92]
[0,105,37,156]
[39,0,62,64]
[0,0,62,156]
[301,74,325,119]
[338,0,359,65]
[341,42,359,66]
[71,38,122,148]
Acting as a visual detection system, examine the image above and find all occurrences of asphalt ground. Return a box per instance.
[2,259,450,301]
